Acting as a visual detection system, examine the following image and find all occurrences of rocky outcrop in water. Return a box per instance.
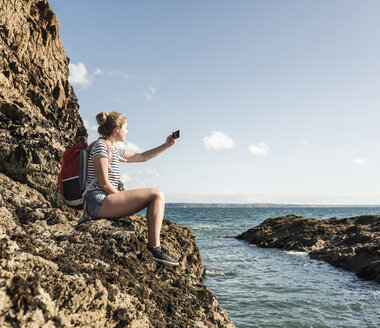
[236,214,380,283]
[0,1,235,326]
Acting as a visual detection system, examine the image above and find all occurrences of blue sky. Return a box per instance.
[49,0,380,204]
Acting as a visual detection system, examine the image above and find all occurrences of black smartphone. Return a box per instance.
[172,130,180,139]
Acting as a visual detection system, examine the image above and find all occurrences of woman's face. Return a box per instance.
[117,122,128,142]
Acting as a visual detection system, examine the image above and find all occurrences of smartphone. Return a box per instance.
[172,130,180,139]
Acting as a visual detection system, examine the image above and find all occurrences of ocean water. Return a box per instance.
[163,207,380,328]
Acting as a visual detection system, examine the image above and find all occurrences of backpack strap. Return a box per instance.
[97,139,113,164]
[81,139,113,198]
[86,138,113,164]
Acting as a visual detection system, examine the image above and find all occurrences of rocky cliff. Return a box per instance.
[0,1,235,327]
[0,0,86,198]
[236,214,380,283]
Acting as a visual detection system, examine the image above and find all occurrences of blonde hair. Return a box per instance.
[96,111,126,137]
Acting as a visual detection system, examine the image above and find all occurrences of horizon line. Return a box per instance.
[165,202,380,207]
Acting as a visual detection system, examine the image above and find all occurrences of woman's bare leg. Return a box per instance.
[96,188,165,248]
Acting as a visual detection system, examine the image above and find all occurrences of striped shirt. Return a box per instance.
[85,139,126,192]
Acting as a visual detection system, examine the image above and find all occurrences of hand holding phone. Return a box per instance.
[172,130,180,139]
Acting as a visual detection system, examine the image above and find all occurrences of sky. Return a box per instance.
[49,0,380,204]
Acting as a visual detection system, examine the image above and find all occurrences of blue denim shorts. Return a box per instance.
[84,190,107,218]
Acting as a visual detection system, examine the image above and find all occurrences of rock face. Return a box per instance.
[236,214,380,283]
[0,0,86,198]
[0,1,235,327]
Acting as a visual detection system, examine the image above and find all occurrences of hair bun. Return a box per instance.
[95,111,126,138]
[96,112,108,125]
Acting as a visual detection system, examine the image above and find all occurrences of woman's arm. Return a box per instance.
[93,156,118,194]
[122,135,175,163]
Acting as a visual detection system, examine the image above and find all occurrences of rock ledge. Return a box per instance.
[236,214,380,283]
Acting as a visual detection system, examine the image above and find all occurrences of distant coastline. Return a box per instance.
[166,203,380,208]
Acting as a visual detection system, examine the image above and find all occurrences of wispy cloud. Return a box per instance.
[93,68,104,75]
[83,120,98,132]
[146,168,160,178]
[353,158,368,165]
[249,143,269,156]
[129,168,160,178]
[203,131,235,150]
[108,70,134,79]
[93,67,135,79]
[116,141,144,153]
[69,64,135,89]
[121,169,160,188]
[142,87,157,100]
[68,62,92,88]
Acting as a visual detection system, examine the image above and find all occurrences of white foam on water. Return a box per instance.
[193,224,217,230]
[285,250,309,258]
[207,269,227,276]
[206,269,234,277]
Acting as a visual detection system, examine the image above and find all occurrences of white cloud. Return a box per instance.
[203,131,235,150]
[127,168,160,178]
[146,168,160,178]
[109,70,133,79]
[94,68,104,75]
[94,68,135,79]
[68,62,91,88]
[126,182,159,189]
[142,87,157,100]
[116,141,144,153]
[70,66,135,87]
[249,143,269,156]
[121,169,160,188]
[353,158,368,165]
[83,120,98,132]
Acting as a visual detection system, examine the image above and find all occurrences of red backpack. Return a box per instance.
[57,139,112,210]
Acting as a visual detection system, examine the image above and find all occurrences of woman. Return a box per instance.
[84,111,179,266]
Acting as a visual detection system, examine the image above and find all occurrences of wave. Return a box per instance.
[193,224,218,231]
[285,250,309,258]
[206,269,235,277]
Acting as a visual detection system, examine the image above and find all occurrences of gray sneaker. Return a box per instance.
[148,246,179,266]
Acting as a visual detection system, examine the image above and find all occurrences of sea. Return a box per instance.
[162,206,380,328]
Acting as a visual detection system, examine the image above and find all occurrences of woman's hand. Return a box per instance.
[165,135,176,147]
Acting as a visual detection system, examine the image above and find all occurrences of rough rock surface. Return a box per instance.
[0,173,234,327]
[0,1,235,327]
[236,214,380,283]
[0,0,87,198]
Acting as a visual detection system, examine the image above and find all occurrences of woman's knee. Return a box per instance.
[149,188,165,202]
